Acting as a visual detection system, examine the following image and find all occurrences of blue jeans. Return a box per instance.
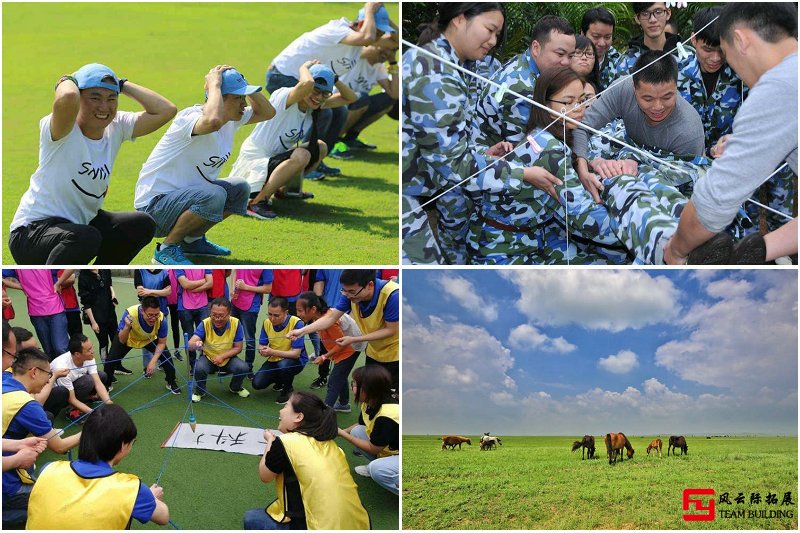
[319,106,348,149]
[232,309,258,371]
[243,508,289,530]
[194,354,250,395]
[30,312,69,360]
[265,66,298,94]
[178,308,208,368]
[325,351,360,407]
[351,425,399,495]
[251,358,305,391]
[348,92,395,135]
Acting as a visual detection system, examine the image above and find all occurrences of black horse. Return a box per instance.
[571,435,595,459]
[668,435,688,456]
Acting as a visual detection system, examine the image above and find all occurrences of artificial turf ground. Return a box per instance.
[6,275,399,529]
[2,2,399,265]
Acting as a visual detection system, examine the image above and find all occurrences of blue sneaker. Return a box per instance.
[180,236,231,256]
[305,169,326,181]
[153,243,193,265]
[317,161,341,176]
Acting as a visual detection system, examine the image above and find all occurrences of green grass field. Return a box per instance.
[2,2,398,265]
[403,435,797,530]
[7,277,398,529]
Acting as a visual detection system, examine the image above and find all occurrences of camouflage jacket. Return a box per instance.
[402,36,524,199]
[598,46,621,91]
[677,53,745,151]
[614,33,682,78]
[475,48,540,147]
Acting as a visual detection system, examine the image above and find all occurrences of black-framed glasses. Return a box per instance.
[34,366,54,379]
[3,348,17,360]
[571,50,595,59]
[636,8,668,21]
[341,285,366,298]
[312,87,332,99]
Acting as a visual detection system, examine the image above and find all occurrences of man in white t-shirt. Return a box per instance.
[134,66,275,265]
[49,334,113,420]
[228,63,356,220]
[8,63,177,265]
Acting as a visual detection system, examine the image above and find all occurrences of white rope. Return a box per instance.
[562,108,570,265]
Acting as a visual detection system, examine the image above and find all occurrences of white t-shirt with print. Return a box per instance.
[272,18,361,78]
[228,87,311,192]
[10,112,138,230]
[50,351,98,391]
[341,57,389,94]
[134,105,254,208]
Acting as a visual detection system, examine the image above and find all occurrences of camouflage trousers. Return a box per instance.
[401,194,444,264]
[744,164,797,234]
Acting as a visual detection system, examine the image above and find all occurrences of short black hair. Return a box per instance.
[632,3,659,16]
[209,297,232,312]
[141,295,161,310]
[581,6,615,33]
[3,320,13,348]
[531,15,575,46]
[574,34,600,87]
[11,326,33,344]
[78,404,137,462]
[717,2,797,44]
[632,50,678,86]
[340,269,376,287]
[693,6,722,47]
[268,296,289,311]
[297,291,329,315]
[68,333,90,355]
[11,347,49,374]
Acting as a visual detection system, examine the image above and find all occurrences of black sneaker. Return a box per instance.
[110,374,118,383]
[173,349,184,362]
[166,383,181,395]
[143,370,152,379]
[272,383,284,392]
[276,388,293,405]
[317,161,340,176]
[116,365,133,375]
[310,376,327,389]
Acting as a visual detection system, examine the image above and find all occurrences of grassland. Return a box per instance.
[2,2,399,265]
[403,435,797,530]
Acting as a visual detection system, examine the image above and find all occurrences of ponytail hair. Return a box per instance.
[417,2,507,52]
[352,365,394,410]
[297,291,329,316]
[289,391,338,441]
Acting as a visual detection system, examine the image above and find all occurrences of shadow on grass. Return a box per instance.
[270,200,396,234]
[313,174,398,194]
[349,150,399,165]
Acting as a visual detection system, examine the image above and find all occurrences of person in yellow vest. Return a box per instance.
[252,297,307,405]
[26,403,169,529]
[187,297,250,403]
[2,348,81,528]
[338,365,398,495]
[289,269,399,388]
[111,296,180,394]
[243,390,370,530]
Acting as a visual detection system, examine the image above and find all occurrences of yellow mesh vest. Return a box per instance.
[200,317,240,367]
[125,305,164,348]
[361,402,400,458]
[26,461,140,529]
[2,389,38,485]
[262,315,300,362]
[266,433,370,529]
[351,281,399,363]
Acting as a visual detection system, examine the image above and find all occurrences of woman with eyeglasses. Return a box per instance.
[571,35,600,91]
[228,62,356,220]
[26,403,169,529]
[467,67,628,264]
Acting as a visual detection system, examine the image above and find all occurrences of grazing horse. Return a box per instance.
[668,436,688,456]
[442,436,471,450]
[605,432,634,464]
[646,438,663,458]
[571,435,595,459]
[480,436,502,450]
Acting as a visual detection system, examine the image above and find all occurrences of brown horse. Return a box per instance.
[668,435,688,456]
[571,435,595,459]
[646,438,663,458]
[605,432,634,464]
[441,435,471,450]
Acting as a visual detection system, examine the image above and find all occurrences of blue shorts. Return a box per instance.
[139,178,249,237]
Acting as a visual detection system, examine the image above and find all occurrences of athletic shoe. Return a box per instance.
[107,386,113,393]
[191,393,202,403]
[330,142,355,160]
[66,409,83,423]
[354,465,371,477]
[180,236,231,257]
[116,366,133,375]
[247,200,278,220]
[167,383,182,395]
[317,161,341,176]
[276,388,293,404]
[110,375,118,383]
[310,376,327,389]
[272,383,284,392]
[275,190,314,200]
[304,169,326,181]
[173,349,184,362]
[344,137,377,150]
[230,387,250,398]
[142,371,152,379]
[153,243,193,265]
[333,402,351,413]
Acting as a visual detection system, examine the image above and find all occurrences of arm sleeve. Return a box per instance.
[157,319,168,339]
[131,481,158,523]
[290,320,305,349]
[383,290,399,322]
[334,294,351,312]
[233,323,244,343]
[573,80,627,159]
[134,270,143,287]
[259,324,268,345]
[368,417,399,449]
[264,437,289,474]
[193,322,206,340]
[17,402,54,436]
[118,310,131,332]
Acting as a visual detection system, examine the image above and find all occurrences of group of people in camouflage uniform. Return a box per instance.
[402,2,797,265]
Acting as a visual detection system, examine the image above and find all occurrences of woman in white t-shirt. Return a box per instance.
[228,62,356,220]
[8,63,177,265]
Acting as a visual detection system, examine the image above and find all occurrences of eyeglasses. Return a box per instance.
[143,312,160,320]
[636,8,668,21]
[547,97,591,109]
[341,285,366,298]
[312,87,332,99]
[3,348,17,360]
[34,366,54,379]
[571,50,595,59]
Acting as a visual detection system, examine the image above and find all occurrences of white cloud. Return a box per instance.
[433,274,498,322]
[402,297,418,323]
[508,324,577,353]
[598,349,639,374]
[499,270,681,332]
[704,278,752,300]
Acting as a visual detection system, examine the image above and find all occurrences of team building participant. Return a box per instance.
[50,334,114,420]
[56,270,82,339]
[78,269,126,377]
[243,391,370,530]
[3,348,81,528]
[134,269,171,316]
[188,297,250,402]
[251,297,307,404]
[308,268,344,389]
[581,6,621,90]
[26,404,169,529]
[110,296,179,394]
[175,269,212,371]
[8,63,175,264]
[338,365,399,495]
[135,66,275,265]
[231,270,272,374]
[615,3,680,77]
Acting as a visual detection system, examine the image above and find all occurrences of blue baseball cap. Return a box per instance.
[357,6,396,34]
[220,68,261,96]
[309,64,335,93]
[74,63,120,93]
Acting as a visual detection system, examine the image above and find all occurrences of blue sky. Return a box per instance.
[403,269,797,436]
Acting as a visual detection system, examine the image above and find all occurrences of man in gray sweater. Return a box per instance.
[665,2,797,264]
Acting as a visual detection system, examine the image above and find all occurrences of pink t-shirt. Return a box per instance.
[17,270,65,317]
[167,270,178,306]
[231,269,263,311]
[178,269,209,310]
